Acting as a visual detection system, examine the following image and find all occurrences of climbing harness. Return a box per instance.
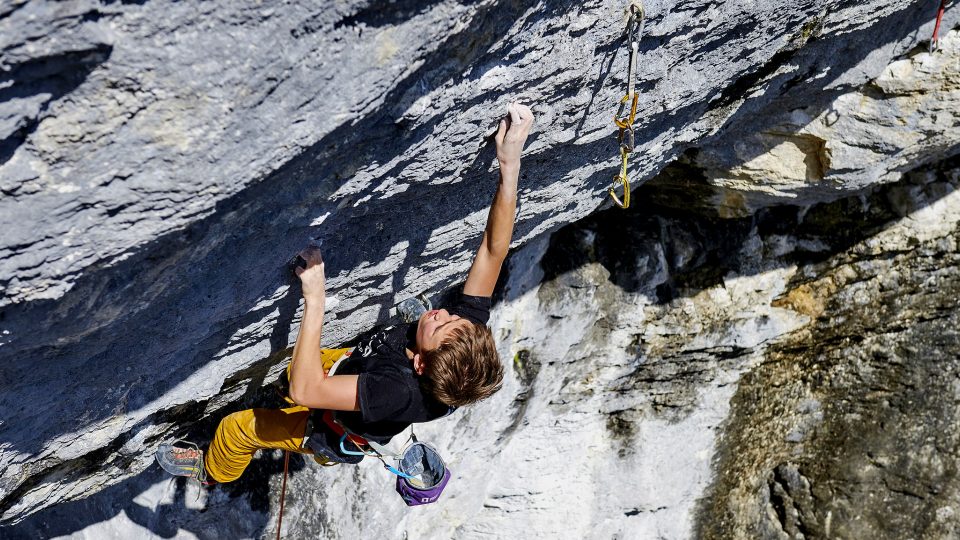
[931,0,949,52]
[610,1,645,209]
[276,450,290,540]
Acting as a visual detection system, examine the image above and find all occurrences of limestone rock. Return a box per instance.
[12,149,959,540]
[698,160,960,540]
[696,29,960,214]
[1,0,959,535]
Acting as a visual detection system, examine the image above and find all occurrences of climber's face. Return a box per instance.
[416,308,469,352]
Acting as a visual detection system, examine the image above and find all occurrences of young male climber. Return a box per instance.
[157,102,534,483]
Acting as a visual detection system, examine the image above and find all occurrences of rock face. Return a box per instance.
[10,153,960,540]
[688,29,960,215]
[1,0,959,537]
[694,160,960,539]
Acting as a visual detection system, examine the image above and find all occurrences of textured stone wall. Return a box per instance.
[10,149,959,540]
[692,157,960,539]
[1,0,958,535]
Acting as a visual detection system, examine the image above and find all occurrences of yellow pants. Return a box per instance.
[204,348,352,483]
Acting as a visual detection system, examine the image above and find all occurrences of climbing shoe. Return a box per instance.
[156,440,211,484]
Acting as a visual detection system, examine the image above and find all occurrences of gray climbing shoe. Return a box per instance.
[156,440,209,484]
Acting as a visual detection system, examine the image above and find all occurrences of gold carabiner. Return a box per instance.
[609,174,630,209]
[609,148,631,209]
[619,125,635,153]
[613,92,639,130]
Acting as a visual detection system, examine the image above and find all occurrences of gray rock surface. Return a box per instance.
[696,158,960,540]
[9,146,960,540]
[689,29,960,215]
[1,0,959,536]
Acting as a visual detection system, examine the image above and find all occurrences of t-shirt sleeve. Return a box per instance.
[356,370,412,423]
[448,293,492,325]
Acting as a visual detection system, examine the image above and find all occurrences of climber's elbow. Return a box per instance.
[289,376,362,411]
[288,380,313,407]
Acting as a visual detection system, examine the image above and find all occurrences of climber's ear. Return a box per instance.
[412,354,426,376]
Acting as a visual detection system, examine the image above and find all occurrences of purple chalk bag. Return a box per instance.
[335,419,452,506]
[393,441,450,506]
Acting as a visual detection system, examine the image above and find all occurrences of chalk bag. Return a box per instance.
[394,442,451,506]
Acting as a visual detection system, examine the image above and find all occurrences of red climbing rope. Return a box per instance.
[931,0,948,52]
[276,450,290,540]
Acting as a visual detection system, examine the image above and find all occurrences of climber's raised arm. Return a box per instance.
[464,103,534,297]
[288,246,360,410]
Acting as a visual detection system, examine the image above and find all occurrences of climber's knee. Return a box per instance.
[205,409,260,483]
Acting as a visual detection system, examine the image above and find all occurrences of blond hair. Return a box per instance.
[420,322,503,407]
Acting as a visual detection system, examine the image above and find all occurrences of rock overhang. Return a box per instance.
[0,0,958,526]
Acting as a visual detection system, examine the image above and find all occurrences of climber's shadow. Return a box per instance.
[5,462,305,540]
[8,380,311,539]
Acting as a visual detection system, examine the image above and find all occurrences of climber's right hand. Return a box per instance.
[295,245,326,305]
[495,102,534,168]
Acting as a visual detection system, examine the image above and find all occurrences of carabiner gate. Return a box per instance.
[609,173,630,209]
[619,126,635,153]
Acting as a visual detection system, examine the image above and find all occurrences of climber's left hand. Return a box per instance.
[295,245,326,305]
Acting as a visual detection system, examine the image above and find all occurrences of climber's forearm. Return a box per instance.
[288,299,327,403]
[463,163,517,296]
[464,102,532,297]
[484,162,519,259]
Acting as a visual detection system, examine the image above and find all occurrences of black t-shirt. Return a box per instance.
[312,293,491,444]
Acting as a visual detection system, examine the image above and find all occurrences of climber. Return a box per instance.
[156,102,535,484]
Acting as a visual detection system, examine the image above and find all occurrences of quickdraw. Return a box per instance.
[610,1,645,209]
